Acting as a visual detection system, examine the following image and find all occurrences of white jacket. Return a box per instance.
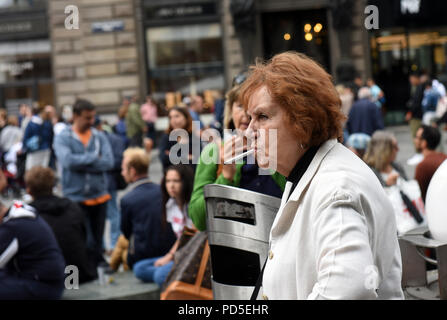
[262,139,404,300]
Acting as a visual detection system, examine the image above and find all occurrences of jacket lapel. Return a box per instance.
[270,139,338,237]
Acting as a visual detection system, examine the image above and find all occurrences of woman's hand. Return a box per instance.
[220,135,247,182]
[386,172,399,186]
[154,253,174,267]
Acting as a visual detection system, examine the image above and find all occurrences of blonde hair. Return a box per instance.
[363,131,396,172]
[123,147,150,175]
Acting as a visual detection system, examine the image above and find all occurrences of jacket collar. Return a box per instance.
[3,201,36,223]
[282,139,338,203]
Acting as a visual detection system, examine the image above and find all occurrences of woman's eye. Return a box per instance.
[258,114,268,120]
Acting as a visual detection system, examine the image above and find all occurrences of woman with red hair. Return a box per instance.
[239,52,404,300]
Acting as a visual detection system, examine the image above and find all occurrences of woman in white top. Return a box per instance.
[363,131,408,187]
[133,165,195,286]
[237,52,404,299]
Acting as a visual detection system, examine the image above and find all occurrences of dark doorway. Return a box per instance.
[261,9,330,72]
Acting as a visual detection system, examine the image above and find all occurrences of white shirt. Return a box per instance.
[262,139,404,300]
[166,198,194,239]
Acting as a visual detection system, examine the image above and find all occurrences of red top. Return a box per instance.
[415,152,447,202]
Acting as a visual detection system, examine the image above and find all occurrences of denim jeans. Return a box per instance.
[133,257,174,287]
[106,190,121,249]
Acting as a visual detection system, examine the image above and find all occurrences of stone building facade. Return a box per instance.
[49,0,141,113]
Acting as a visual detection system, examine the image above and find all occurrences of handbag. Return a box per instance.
[160,230,213,300]
[384,179,426,235]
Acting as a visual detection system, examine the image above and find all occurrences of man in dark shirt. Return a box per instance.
[120,147,176,269]
[346,87,384,136]
[414,125,447,202]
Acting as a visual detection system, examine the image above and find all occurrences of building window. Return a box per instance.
[146,23,224,107]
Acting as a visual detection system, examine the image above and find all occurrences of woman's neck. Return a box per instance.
[174,197,183,209]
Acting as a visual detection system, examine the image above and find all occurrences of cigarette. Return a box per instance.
[224,149,254,165]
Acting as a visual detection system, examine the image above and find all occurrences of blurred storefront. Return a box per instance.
[224,0,370,90]
[0,0,52,115]
[141,0,224,110]
[368,0,447,111]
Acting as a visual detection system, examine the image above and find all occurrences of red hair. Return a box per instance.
[240,52,345,146]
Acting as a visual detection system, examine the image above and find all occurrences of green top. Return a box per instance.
[126,102,146,138]
[188,142,286,231]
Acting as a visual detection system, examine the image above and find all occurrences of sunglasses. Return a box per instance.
[232,73,247,86]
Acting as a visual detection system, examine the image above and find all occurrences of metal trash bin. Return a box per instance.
[399,226,447,299]
[204,184,281,300]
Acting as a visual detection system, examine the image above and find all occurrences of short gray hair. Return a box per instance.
[358,87,372,100]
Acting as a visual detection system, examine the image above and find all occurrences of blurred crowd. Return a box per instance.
[1,67,447,299]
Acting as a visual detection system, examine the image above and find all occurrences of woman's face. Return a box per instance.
[246,86,301,176]
[231,101,250,131]
[165,169,182,200]
[390,138,399,163]
[169,110,187,130]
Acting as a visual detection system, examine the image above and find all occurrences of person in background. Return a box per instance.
[140,95,158,155]
[346,87,384,136]
[352,75,364,101]
[119,147,177,269]
[188,81,286,231]
[158,106,197,172]
[133,165,195,286]
[0,115,22,154]
[126,96,146,147]
[94,116,125,254]
[19,104,32,135]
[0,194,66,299]
[367,78,385,109]
[22,105,54,171]
[53,99,114,268]
[0,109,7,134]
[414,125,447,202]
[25,166,97,284]
[406,72,425,166]
[115,104,129,148]
[421,79,440,125]
[188,94,205,134]
[364,130,408,187]
[336,84,354,143]
[346,133,371,159]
